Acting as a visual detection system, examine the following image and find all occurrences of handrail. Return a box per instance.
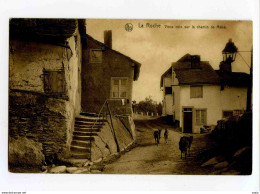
[106,100,120,152]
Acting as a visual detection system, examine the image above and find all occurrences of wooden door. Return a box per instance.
[184,111,192,133]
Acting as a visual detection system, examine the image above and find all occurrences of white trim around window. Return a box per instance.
[111,77,128,99]
[195,109,207,126]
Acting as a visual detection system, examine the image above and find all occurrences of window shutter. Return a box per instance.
[56,72,64,93]
[50,72,57,92]
[44,71,51,92]
[44,70,65,94]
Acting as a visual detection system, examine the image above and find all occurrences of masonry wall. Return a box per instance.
[219,86,247,113]
[9,31,82,159]
[81,37,135,115]
[9,91,69,158]
[65,27,82,147]
[91,116,136,161]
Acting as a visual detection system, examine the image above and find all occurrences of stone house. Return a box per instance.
[81,31,141,115]
[9,19,141,163]
[9,19,85,161]
[160,54,250,133]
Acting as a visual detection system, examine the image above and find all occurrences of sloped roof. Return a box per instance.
[84,34,141,81]
[160,66,172,87]
[161,54,250,88]
[172,54,220,85]
[216,70,250,87]
[9,19,78,45]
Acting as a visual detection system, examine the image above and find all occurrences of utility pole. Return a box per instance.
[222,39,252,112]
[246,48,253,112]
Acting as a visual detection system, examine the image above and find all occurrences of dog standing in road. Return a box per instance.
[164,128,168,144]
[179,136,193,159]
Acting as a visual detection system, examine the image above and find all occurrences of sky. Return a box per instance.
[86,20,252,103]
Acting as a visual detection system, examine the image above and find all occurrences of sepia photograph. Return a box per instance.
[8,18,253,176]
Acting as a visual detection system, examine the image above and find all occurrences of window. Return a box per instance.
[196,109,206,125]
[44,70,65,94]
[111,78,128,98]
[165,87,172,95]
[190,86,203,98]
[90,49,102,63]
[184,108,192,112]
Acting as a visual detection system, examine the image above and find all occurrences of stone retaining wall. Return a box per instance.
[91,116,136,161]
[9,91,74,161]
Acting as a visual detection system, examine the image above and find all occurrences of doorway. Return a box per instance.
[183,108,193,133]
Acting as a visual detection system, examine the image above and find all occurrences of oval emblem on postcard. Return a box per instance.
[125,23,133,32]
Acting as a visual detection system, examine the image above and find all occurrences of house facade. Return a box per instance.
[161,54,249,133]
[9,19,141,163]
[9,19,85,160]
[81,31,141,115]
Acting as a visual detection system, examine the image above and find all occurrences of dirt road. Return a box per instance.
[103,116,216,175]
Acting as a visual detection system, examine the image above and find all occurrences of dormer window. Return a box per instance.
[90,49,102,63]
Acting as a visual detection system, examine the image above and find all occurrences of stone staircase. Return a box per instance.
[70,113,107,159]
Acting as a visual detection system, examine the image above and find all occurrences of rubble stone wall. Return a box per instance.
[9,28,82,161]
[9,91,69,158]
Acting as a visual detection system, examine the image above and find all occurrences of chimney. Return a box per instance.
[104,30,112,49]
[191,55,201,69]
[219,61,232,73]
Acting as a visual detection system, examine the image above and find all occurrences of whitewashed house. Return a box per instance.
[160,54,250,133]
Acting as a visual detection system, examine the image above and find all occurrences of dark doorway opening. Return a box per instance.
[183,108,192,133]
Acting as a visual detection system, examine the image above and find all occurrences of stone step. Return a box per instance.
[74,124,104,129]
[70,145,91,153]
[73,136,95,141]
[80,112,100,117]
[75,121,105,126]
[71,153,91,159]
[73,131,99,136]
[75,116,107,122]
[74,125,103,129]
[71,140,91,148]
[73,128,101,133]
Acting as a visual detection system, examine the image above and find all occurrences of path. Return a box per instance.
[103,116,216,175]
